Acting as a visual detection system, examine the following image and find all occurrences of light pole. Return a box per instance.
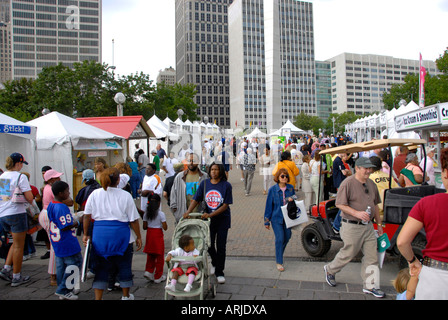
[332,117,336,136]
[114,92,125,117]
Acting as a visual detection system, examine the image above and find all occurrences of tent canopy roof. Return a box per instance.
[27,111,124,149]
[77,115,155,140]
[0,112,36,140]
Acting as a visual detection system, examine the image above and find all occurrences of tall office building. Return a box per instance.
[0,0,102,83]
[157,66,176,85]
[229,0,316,131]
[175,0,233,128]
[315,60,331,122]
[327,52,441,115]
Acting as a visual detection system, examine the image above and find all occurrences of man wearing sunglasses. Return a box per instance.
[324,157,385,298]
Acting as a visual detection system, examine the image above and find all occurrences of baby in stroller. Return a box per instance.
[165,235,199,292]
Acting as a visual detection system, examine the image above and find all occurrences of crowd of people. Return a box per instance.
[0,131,447,300]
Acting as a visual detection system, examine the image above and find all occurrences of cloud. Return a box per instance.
[439,0,448,11]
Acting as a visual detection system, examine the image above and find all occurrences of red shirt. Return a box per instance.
[393,153,407,177]
[409,193,448,262]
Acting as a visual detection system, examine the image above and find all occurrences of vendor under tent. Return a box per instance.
[77,115,155,161]
[0,112,37,184]
[27,111,125,210]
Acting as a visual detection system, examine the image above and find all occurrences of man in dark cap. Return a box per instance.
[324,157,386,298]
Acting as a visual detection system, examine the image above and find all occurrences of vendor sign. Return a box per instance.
[395,106,440,132]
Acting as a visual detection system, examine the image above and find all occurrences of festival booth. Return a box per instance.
[269,120,306,147]
[145,115,180,160]
[0,113,37,183]
[77,115,155,164]
[394,101,448,188]
[27,112,125,210]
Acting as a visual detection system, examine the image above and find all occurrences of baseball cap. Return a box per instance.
[44,169,63,182]
[81,169,95,184]
[10,153,28,165]
[355,157,376,168]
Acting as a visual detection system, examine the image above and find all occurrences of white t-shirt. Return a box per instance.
[143,209,166,229]
[0,171,31,218]
[84,187,140,243]
[310,160,320,177]
[140,174,163,213]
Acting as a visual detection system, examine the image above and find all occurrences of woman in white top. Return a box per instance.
[83,167,142,300]
[0,153,34,286]
[260,146,273,195]
[301,155,314,213]
[309,150,324,205]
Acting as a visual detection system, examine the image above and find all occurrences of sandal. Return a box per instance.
[276,264,285,272]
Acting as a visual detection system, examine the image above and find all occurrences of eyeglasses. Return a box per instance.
[362,183,369,194]
[280,174,289,179]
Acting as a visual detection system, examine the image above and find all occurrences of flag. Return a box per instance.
[419,53,426,108]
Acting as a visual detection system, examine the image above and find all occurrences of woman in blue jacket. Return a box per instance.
[264,168,296,272]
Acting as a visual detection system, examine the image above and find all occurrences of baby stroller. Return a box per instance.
[164,213,216,300]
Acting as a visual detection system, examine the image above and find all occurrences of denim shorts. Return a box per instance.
[0,213,28,233]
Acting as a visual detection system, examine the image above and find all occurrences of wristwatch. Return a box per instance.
[408,256,417,264]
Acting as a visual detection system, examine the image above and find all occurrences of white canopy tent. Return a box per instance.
[269,120,306,136]
[27,111,124,203]
[0,113,37,184]
[243,127,269,139]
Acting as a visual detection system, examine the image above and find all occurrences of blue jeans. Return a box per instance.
[271,221,292,265]
[92,243,134,291]
[55,252,83,295]
[129,174,140,199]
[333,210,342,231]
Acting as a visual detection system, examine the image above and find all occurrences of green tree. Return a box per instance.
[0,60,199,121]
[382,48,448,109]
[0,78,40,122]
[294,112,325,136]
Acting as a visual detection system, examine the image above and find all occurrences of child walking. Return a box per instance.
[143,193,168,283]
[165,235,200,292]
[46,181,82,300]
[392,267,420,300]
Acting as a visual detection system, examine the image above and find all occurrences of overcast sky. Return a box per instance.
[101,0,448,80]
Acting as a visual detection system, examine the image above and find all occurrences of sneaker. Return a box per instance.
[217,276,225,284]
[56,292,78,300]
[144,271,154,281]
[165,283,176,292]
[332,226,340,235]
[0,268,12,282]
[363,288,385,298]
[184,283,193,292]
[154,274,166,284]
[11,275,30,287]
[121,293,135,300]
[324,265,336,287]
[41,251,50,259]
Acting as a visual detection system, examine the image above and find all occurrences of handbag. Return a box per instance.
[11,173,27,203]
[281,200,308,229]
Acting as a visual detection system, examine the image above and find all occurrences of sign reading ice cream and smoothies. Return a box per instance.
[395,106,440,132]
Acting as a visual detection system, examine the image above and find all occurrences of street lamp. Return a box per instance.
[114,92,125,117]
[332,117,336,136]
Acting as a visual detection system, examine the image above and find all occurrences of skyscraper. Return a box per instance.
[0,0,102,83]
[175,0,233,128]
[229,0,316,131]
